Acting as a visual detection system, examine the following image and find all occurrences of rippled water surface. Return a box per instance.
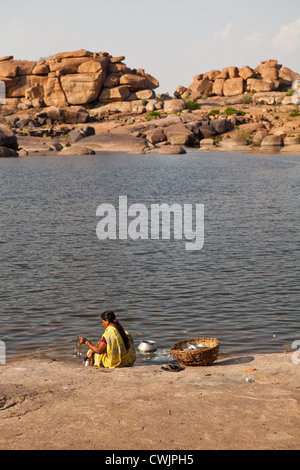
[0,151,299,364]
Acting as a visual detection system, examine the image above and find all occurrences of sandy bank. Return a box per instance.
[0,353,299,450]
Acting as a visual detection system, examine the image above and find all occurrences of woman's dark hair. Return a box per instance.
[101,310,130,350]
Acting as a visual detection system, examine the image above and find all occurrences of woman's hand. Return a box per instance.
[79,337,87,345]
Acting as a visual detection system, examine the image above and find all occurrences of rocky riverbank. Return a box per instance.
[0,52,299,157]
[1,96,300,157]
[0,353,299,450]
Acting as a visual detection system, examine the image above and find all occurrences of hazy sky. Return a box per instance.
[1,0,299,93]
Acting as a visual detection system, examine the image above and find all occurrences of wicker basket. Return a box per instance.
[170,337,220,366]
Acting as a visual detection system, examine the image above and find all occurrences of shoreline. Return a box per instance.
[1,352,299,450]
[19,146,300,158]
[1,96,300,158]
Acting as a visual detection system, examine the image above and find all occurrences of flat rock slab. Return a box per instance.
[0,353,299,450]
[157,145,186,155]
[71,133,148,154]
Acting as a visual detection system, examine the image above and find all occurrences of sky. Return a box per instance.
[0,0,299,93]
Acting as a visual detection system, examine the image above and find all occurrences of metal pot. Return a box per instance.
[137,340,157,353]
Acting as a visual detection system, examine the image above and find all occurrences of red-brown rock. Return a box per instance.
[99,85,130,102]
[145,128,167,145]
[17,61,36,76]
[204,70,221,81]
[6,75,48,98]
[223,78,244,96]
[239,66,254,80]
[188,78,213,100]
[43,77,68,107]
[246,78,274,93]
[163,124,194,145]
[50,49,93,60]
[212,78,225,96]
[0,56,13,62]
[119,74,148,90]
[0,124,18,150]
[279,67,300,83]
[0,61,18,78]
[61,73,105,105]
[110,56,125,63]
[228,66,239,78]
[32,63,50,75]
[143,73,159,89]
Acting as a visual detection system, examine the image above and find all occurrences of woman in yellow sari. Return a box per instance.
[80,310,136,368]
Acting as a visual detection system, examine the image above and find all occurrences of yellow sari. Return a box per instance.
[93,326,136,368]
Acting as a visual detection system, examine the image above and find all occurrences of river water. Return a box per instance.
[0,151,299,364]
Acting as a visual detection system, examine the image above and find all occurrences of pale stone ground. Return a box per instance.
[0,353,299,450]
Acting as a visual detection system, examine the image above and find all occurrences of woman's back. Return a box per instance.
[99,326,136,368]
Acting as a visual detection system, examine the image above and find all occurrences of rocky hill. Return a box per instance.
[175,60,299,100]
[0,49,159,113]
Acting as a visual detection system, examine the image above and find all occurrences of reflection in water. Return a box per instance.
[0,152,299,364]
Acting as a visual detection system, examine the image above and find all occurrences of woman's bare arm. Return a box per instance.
[80,337,107,355]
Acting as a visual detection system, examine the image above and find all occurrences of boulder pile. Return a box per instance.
[0,50,159,112]
[1,54,300,157]
[175,60,299,100]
